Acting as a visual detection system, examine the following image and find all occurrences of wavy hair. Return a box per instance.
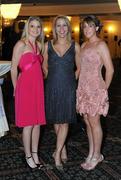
[21,16,44,53]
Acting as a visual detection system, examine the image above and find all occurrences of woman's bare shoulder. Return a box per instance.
[14,39,26,50]
[97,40,109,50]
[81,41,87,49]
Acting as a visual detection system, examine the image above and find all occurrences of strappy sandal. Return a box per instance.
[61,153,68,164]
[80,156,92,168]
[32,152,44,168]
[25,156,37,169]
[53,151,68,164]
[52,152,64,171]
[61,158,68,164]
[82,154,104,171]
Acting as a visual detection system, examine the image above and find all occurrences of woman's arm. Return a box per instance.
[42,42,48,79]
[75,42,81,80]
[11,40,24,90]
[99,41,114,89]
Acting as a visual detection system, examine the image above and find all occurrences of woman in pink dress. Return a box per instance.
[11,16,46,169]
[76,15,114,170]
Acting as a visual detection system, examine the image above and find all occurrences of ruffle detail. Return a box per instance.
[76,87,109,117]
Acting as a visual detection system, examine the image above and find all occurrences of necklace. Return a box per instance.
[28,40,37,54]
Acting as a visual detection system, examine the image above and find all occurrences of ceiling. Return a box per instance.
[1,0,121,18]
[1,0,117,4]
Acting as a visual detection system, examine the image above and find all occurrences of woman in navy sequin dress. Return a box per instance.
[43,15,81,169]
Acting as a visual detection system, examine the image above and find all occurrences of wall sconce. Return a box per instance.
[74,26,79,33]
[46,34,50,38]
[107,25,116,33]
[44,27,49,33]
[44,26,52,41]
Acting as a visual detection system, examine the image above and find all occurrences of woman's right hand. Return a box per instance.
[43,69,48,79]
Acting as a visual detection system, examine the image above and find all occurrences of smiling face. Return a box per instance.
[83,21,98,39]
[28,19,41,38]
[55,18,69,38]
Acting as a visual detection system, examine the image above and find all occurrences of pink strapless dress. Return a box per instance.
[15,52,46,127]
[76,47,109,117]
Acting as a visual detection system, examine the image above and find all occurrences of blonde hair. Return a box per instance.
[21,16,44,53]
[52,15,72,44]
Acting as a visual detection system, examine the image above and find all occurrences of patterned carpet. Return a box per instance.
[0,59,121,180]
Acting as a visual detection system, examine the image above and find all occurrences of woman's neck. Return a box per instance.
[56,38,69,45]
[88,37,99,43]
[28,37,36,44]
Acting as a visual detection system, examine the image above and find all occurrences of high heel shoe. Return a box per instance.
[61,148,68,164]
[32,152,44,169]
[80,156,92,168]
[52,152,64,171]
[61,158,68,164]
[55,164,64,171]
[26,156,37,169]
[52,152,55,159]
[82,154,104,171]
[61,153,68,164]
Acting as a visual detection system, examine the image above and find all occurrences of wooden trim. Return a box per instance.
[19,3,120,16]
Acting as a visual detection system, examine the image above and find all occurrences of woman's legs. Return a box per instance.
[84,114,94,159]
[81,115,94,167]
[54,123,69,167]
[31,125,40,164]
[83,114,103,170]
[22,126,37,168]
[61,145,68,162]
[88,114,103,159]
[54,124,68,161]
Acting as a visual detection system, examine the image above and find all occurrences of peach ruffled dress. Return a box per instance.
[76,46,109,117]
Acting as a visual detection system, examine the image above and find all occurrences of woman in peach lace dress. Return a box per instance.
[76,15,114,170]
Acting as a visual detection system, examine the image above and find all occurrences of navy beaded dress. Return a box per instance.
[45,41,77,124]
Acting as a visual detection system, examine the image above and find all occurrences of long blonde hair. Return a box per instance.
[52,15,72,44]
[21,16,44,53]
